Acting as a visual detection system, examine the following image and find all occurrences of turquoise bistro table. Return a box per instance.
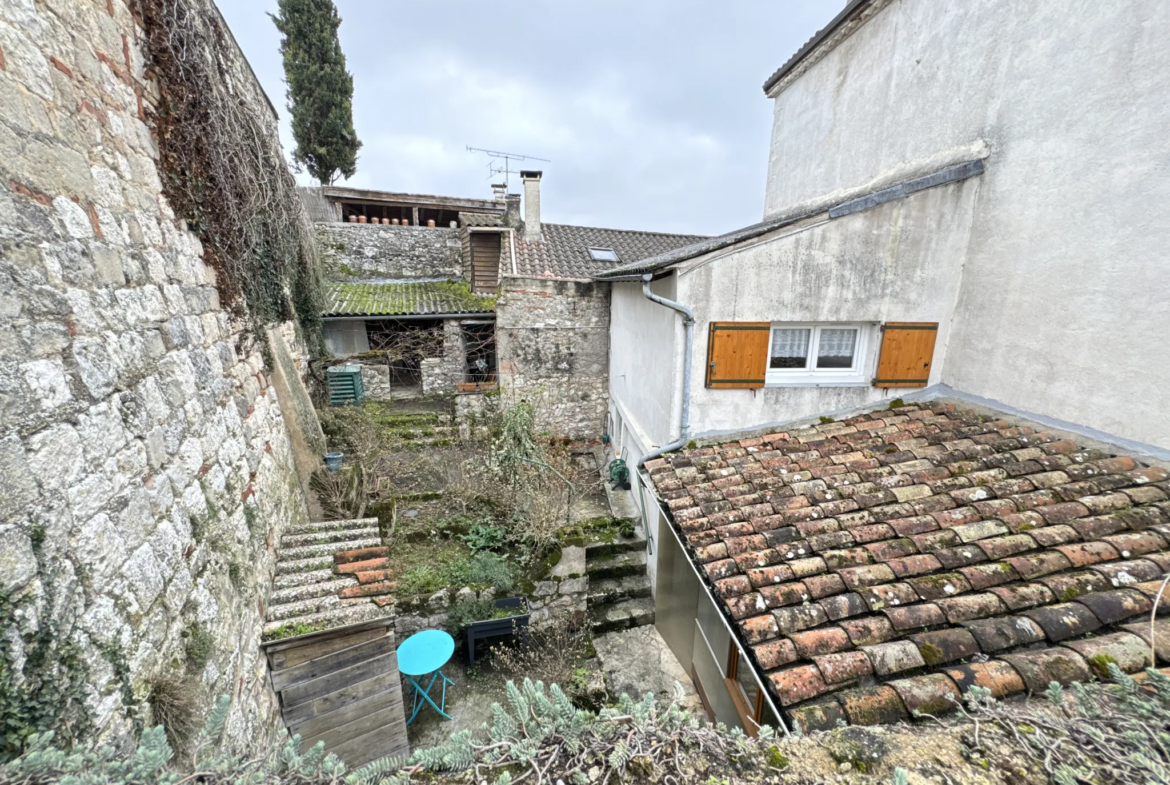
[397,629,455,725]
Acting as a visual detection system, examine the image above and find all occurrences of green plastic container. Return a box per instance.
[326,363,364,406]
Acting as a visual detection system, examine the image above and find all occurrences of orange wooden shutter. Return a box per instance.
[705,322,770,388]
[873,322,938,387]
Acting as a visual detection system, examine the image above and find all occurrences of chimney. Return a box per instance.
[520,170,543,242]
[491,182,506,201]
[504,193,521,228]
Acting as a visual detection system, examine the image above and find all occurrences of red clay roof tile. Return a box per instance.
[646,403,1170,727]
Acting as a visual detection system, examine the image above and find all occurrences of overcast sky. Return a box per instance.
[218,1,843,236]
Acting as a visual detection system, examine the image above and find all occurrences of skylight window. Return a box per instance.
[588,247,620,262]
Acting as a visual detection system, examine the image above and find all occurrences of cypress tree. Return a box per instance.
[272,0,361,185]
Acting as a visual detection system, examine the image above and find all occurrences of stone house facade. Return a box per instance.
[310,176,703,437]
[0,0,317,750]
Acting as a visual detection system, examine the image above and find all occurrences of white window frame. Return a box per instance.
[765,322,873,387]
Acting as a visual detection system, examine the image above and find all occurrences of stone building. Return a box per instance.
[594,0,1170,736]
[0,0,318,749]
[310,174,703,437]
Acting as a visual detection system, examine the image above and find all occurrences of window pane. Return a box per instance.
[770,328,810,369]
[734,650,760,714]
[816,328,857,368]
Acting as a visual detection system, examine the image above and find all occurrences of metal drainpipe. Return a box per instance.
[634,274,696,549]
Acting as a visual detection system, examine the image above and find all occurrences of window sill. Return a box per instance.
[764,380,871,388]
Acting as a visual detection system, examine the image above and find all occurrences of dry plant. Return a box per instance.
[147,673,201,751]
[487,615,591,689]
[310,464,372,519]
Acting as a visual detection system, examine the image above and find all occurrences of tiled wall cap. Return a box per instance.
[909,628,981,666]
[769,663,832,706]
[961,615,1046,652]
[838,685,909,726]
[1073,588,1152,625]
[859,640,926,676]
[941,660,1026,699]
[787,699,847,734]
[1062,630,1153,677]
[888,673,962,716]
[1022,602,1103,641]
[1000,648,1091,693]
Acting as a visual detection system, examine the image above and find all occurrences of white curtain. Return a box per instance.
[817,328,857,365]
[771,328,810,360]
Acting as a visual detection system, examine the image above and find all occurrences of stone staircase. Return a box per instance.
[586,531,655,635]
[374,410,457,449]
[264,517,396,638]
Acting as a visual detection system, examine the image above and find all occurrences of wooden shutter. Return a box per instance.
[470,231,501,293]
[873,322,938,387]
[705,322,770,388]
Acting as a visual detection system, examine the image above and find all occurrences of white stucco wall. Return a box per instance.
[608,278,682,450]
[674,177,976,436]
[764,0,1170,448]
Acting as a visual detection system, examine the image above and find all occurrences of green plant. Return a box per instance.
[0,694,409,784]
[617,518,637,538]
[461,523,507,552]
[262,621,328,641]
[952,666,1170,785]
[397,565,447,596]
[887,398,905,409]
[0,585,91,762]
[463,553,515,594]
[819,415,835,424]
[272,0,361,185]
[444,598,498,636]
[184,625,215,673]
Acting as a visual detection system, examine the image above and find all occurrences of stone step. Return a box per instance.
[262,602,385,638]
[585,529,647,559]
[588,573,652,608]
[586,549,647,582]
[280,536,382,561]
[275,555,334,576]
[339,581,396,600]
[281,527,380,549]
[267,593,342,622]
[282,517,381,537]
[271,577,357,606]
[274,567,337,588]
[589,597,655,635]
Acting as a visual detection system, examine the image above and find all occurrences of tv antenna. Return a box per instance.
[466,146,550,190]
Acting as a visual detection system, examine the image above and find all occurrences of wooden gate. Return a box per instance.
[264,619,409,767]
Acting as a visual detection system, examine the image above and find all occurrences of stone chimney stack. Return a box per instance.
[521,170,543,242]
[504,193,521,228]
[491,182,506,201]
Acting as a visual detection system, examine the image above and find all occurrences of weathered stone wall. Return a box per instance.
[420,320,465,395]
[0,0,309,751]
[496,277,610,440]
[359,363,391,401]
[316,223,462,280]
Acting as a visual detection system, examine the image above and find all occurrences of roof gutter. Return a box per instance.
[761,0,873,95]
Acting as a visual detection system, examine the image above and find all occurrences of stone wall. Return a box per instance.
[0,0,309,751]
[316,223,462,280]
[359,363,392,401]
[420,320,465,395]
[496,277,610,440]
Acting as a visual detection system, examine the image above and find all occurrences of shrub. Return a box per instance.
[488,615,590,693]
[183,625,215,673]
[460,523,507,552]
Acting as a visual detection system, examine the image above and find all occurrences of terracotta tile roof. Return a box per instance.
[322,279,495,317]
[509,223,706,281]
[459,211,505,228]
[645,403,1170,732]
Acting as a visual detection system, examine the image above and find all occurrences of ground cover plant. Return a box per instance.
[9,667,1170,784]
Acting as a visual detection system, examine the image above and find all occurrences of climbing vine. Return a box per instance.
[0,584,91,763]
[138,0,324,354]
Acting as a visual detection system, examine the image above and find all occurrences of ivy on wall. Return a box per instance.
[139,0,325,355]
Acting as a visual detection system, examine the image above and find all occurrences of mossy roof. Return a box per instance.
[322,279,495,317]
